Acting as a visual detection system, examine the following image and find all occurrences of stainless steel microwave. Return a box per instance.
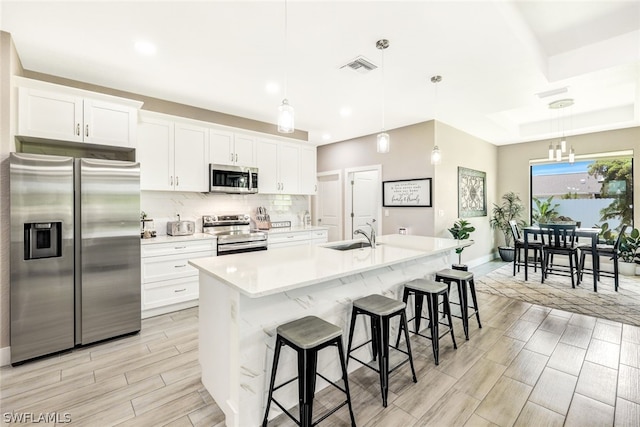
[209,164,258,194]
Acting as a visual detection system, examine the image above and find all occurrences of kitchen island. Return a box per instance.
[189,234,470,427]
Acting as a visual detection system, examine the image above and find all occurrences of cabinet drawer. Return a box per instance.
[142,252,211,283]
[141,239,216,257]
[268,231,310,245]
[143,277,198,310]
[310,230,328,241]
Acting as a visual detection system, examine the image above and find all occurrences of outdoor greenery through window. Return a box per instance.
[530,153,634,236]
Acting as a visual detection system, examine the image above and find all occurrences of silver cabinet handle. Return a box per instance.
[230,152,234,162]
[174,288,187,293]
[76,123,80,136]
[176,176,179,186]
[235,153,238,162]
[170,176,173,186]
[287,235,294,239]
[174,264,187,268]
[174,246,186,249]
[85,124,89,137]
[314,184,317,192]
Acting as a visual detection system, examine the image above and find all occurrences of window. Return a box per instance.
[530,153,633,231]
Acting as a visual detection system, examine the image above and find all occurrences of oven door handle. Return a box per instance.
[218,241,267,252]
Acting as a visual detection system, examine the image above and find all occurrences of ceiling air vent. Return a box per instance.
[340,56,378,74]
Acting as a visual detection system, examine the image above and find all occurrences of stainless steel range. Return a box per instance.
[203,214,267,255]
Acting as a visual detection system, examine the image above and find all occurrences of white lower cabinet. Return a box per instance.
[141,238,216,317]
[310,229,329,244]
[268,229,328,249]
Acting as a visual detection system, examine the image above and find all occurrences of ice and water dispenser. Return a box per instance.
[23,222,62,260]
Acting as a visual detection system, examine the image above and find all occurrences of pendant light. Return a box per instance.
[430,75,442,165]
[376,39,390,153]
[547,98,574,162]
[277,0,294,133]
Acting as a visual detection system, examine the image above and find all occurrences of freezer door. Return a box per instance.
[10,153,75,364]
[77,158,141,344]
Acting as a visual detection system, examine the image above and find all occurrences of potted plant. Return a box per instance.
[448,219,475,267]
[619,227,640,276]
[490,192,526,262]
[532,196,560,224]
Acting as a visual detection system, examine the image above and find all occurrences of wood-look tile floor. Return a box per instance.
[1,262,639,426]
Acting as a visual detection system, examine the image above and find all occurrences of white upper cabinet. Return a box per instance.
[255,139,279,193]
[233,134,256,166]
[137,116,174,191]
[82,99,137,147]
[256,139,302,194]
[209,131,256,167]
[278,143,300,194]
[299,146,317,195]
[17,79,141,148]
[137,113,209,192]
[18,88,83,142]
[174,122,209,192]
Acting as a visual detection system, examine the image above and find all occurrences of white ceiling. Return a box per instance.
[2,0,639,146]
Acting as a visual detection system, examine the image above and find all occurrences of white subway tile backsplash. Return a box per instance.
[141,191,310,235]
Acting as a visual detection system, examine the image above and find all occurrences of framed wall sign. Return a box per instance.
[382,178,432,207]
[458,167,486,217]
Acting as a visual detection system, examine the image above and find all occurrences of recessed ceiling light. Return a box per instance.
[265,82,280,94]
[340,107,352,117]
[322,133,331,141]
[134,40,157,56]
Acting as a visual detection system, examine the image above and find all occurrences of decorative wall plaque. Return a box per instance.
[382,178,432,207]
[458,167,486,217]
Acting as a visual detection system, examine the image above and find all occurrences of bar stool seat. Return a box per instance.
[399,278,457,365]
[353,294,406,316]
[263,315,356,427]
[435,269,481,340]
[277,316,343,349]
[347,294,417,408]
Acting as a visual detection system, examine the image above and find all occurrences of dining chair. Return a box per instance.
[509,220,544,276]
[540,223,581,287]
[579,224,627,292]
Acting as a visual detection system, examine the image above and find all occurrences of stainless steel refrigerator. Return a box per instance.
[10,152,141,364]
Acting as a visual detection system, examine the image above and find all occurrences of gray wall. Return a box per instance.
[1,31,24,353]
[317,119,499,266]
[317,121,436,237]
[497,127,640,229]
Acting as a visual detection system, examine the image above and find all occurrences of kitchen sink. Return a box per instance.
[325,241,381,251]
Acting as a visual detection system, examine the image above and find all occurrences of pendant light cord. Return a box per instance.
[381,46,385,130]
[283,0,288,100]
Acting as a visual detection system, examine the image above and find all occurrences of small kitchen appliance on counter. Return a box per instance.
[203,213,267,255]
[166,214,195,236]
[140,211,156,238]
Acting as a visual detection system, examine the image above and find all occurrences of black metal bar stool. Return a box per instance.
[397,278,457,365]
[262,315,356,427]
[346,294,417,407]
[435,268,482,340]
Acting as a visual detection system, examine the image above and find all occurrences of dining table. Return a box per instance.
[523,226,602,291]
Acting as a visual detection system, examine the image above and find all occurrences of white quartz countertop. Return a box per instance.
[141,233,216,245]
[189,234,470,297]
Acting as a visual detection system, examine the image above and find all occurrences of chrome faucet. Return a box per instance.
[354,219,377,248]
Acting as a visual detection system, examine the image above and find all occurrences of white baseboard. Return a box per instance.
[1,346,10,367]
[142,300,198,319]
[466,252,500,269]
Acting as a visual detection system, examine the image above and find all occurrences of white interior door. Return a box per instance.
[315,171,342,242]
[345,166,382,239]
